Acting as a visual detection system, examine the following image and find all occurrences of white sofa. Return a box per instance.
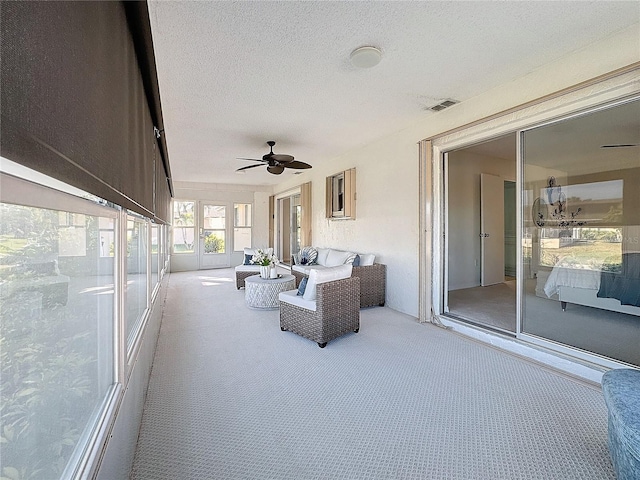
[234,247,273,289]
[291,247,385,308]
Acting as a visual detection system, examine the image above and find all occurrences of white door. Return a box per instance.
[480,173,505,286]
[199,203,230,269]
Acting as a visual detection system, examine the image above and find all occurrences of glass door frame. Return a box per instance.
[199,201,230,269]
[424,70,639,371]
[274,187,302,265]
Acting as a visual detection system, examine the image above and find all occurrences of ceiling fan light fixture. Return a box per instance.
[350,46,382,68]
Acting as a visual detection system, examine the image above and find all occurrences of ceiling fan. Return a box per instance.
[236,141,312,175]
[600,143,640,148]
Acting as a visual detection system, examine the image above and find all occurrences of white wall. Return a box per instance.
[272,25,639,318]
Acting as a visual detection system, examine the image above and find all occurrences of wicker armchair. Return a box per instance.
[279,276,360,348]
[291,263,385,308]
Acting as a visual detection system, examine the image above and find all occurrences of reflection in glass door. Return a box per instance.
[199,203,229,269]
[521,98,640,367]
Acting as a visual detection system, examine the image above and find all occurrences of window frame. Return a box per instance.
[233,202,253,251]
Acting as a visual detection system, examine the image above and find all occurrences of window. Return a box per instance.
[0,198,116,479]
[126,215,148,350]
[332,173,345,216]
[326,168,356,219]
[234,203,252,251]
[172,201,195,253]
[151,224,159,291]
[203,205,226,254]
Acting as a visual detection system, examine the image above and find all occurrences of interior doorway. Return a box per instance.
[444,133,517,333]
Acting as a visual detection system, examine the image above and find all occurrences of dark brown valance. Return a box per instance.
[0,1,172,222]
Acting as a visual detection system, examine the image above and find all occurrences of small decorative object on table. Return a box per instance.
[251,248,279,279]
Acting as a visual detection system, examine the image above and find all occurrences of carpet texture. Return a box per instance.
[448,281,516,332]
[130,269,614,479]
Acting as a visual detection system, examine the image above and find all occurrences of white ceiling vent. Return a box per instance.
[429,99,459,112]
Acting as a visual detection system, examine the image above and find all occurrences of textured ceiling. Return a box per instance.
[148,1,639,186]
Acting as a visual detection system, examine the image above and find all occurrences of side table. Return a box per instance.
[245,274,296,309]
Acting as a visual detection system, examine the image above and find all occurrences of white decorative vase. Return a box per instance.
[260,265,270,279]
[270,266,278,279]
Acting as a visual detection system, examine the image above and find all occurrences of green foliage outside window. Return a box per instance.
[204,233,225,253]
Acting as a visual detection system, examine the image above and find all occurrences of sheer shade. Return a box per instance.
[0,1,172,222]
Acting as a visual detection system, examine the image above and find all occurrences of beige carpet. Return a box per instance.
[130,269,614,479]
[448,281,516,333]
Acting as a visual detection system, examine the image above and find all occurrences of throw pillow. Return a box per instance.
[299,246,318,265]
[359,253,375,266]
[352,254,360,266]
[243,254,253,265]
[297,277,308,296]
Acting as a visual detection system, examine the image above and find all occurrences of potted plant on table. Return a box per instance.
[251,249,279,279]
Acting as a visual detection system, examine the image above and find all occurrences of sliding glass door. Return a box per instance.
[521,98,640,366]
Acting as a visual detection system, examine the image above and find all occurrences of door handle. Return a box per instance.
[479,233,490,238]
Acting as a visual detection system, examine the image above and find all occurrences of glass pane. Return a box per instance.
[126,218,148,347]
[0,203,115,478]
[203,205,225,229]
[99,230,115,257]
[173,226,194,253]
[233,227,251,251]
[173,201,194,227]
[151,224,159,288]
[234,203,252,227]
[204,230,225,254]
[522,99,640,367]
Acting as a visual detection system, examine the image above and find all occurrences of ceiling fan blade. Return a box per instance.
[236,164,263,172]
[237,157,267,162]
[270,153,295,163]
[267,165,284,175]
[601,144,640,148]
[283,160,312,170]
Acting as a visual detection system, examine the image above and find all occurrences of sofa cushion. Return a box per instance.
[316,248,331,266]
[279,289,317,311]
[325,249,356,267]
[303,264,353,301]
[292,264,328,276]
[359,253,375,266]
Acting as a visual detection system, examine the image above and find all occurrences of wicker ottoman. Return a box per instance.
[245,274,295,309]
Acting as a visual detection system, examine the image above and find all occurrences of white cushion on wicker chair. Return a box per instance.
[302,264,352,301]
[279,289,317,311]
